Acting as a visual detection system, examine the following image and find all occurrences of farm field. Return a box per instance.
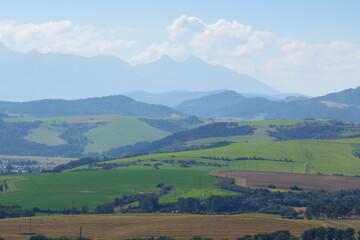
[0,169,232,210]
[83,117,169,153]
[0,214,329,240]
[211,170,360,191]
[13,115,173,153]
[103,137,360,176]
[237,119,316,127]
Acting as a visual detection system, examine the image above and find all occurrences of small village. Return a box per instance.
[0,158,42,174]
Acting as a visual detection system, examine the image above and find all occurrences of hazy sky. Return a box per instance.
[0,0,359,96]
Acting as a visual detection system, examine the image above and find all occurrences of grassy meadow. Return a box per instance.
[5,115,173,153]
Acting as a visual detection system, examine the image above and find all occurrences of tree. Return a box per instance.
[138,195,159,212]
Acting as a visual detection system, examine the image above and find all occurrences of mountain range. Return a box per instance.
[0,86,359,122]
[0,44,278,101]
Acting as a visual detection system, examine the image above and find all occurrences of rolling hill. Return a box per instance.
[175,90,246,116]
[0,114,206,157]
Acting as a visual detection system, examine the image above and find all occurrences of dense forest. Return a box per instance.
[268,121,345,140]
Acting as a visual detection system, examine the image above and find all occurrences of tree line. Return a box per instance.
[305,203,360,220]
[302,227,358,240]
[0,205,34,219]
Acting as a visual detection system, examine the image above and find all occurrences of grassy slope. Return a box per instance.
[0,169,232,210]
[84,117,170,153]
[103,137,360,176]
[24,122,67,146]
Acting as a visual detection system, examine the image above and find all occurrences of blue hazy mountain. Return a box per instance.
[0,95,182,118]
[175,90,246,116]
[134,55,279,95]
[0,44,279,101]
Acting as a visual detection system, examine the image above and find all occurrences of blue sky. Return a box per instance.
[0,0,359,95]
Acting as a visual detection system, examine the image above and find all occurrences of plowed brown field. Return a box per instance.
[211,170,360,191]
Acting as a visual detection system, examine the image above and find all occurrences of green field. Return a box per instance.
[84,117,170,153]
[0,169,232,210]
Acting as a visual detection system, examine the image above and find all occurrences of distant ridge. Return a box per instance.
[316,86,360,105]
[175,86,360,123]
[0,95,182,117]
[175,90,246,116]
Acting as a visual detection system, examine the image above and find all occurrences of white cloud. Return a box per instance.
[0,20,135,57]
[132,16,273,63]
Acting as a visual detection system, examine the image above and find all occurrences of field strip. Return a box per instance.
[0,214,329,240]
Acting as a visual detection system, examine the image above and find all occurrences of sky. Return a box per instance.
[0,0,359,96]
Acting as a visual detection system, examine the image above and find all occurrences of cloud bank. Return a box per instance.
[0,20,135,57]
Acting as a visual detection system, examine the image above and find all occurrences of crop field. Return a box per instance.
[0,214,329,240]
[84,117,170,153]
[211,170,360,191]
[0,169,233,210]
[103,137,360,176]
